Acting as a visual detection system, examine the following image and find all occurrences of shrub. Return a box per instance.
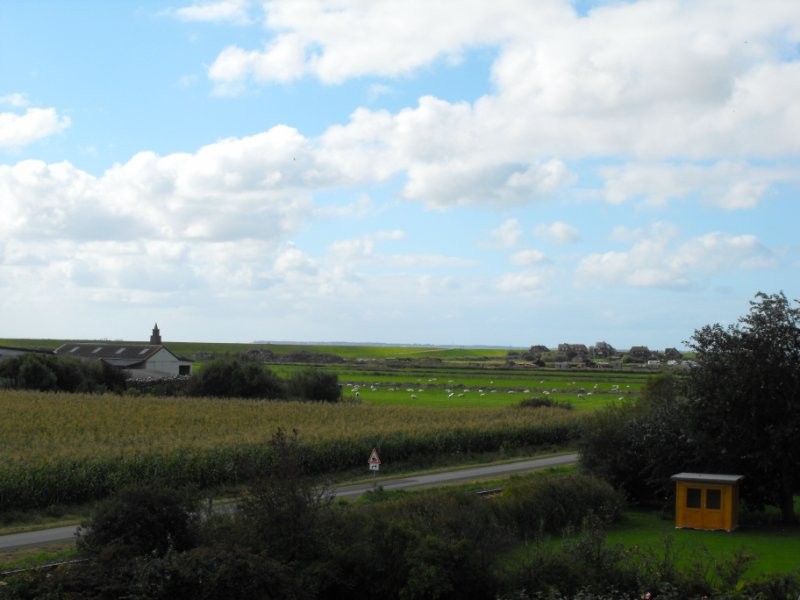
[519,397,573,410]
[190,356,285,399]
[493,473,624,540]
[77,484,199,561]
[0,353,130,394]
[286,367,341,402]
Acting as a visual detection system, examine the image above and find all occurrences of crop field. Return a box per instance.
[0,390,583,510]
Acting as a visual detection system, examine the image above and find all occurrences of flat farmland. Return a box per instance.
[274,363,652,409]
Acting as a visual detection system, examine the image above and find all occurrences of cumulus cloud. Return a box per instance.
[328,230,404,260]
[0,125,339,295]
[203,1,800,163]
[600,161,791,210]
[207,0,540,88]
[0,106,71,147]
[489,219,523,249]
[169,0,253,24]
[404,159,571,209]
[1,126,324,243]
[576,223,774,289]
[534,221,581,244]
[496,271,545,294]
[511,249,547,266]
[0,93,29,108]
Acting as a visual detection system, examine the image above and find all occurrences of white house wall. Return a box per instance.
[144,348,183,376]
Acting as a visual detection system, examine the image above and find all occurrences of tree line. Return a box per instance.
[0,354,342,402]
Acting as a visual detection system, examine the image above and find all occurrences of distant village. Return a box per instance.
[509,341,688,369]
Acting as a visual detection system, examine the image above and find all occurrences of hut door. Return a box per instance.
[702,487,724,530]
[684,487,704,528]
[685,486,725,529]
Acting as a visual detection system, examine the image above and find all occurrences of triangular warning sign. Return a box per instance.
[368,448,381,465]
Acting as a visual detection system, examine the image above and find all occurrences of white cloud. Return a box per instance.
[576,224,774,289]
[0,125,336,294]
[329,230,404,260]
[534,221,581,244]
[273,244,317,275]
[0,107,71,147]
[496,271,545,294]
[600,161,791,210]
[0,93,29,108]
[207,0,541,88]
[203,0,800,165]
[511,249,546,266]
[489,219,523,249]
[404,159,571,209]
[170,0,252,25]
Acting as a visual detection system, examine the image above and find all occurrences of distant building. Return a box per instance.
[54,324,191,379]
[628,346,651,362]
[0,345,53,361]
[557,343,589,360]
[590,341,616,358]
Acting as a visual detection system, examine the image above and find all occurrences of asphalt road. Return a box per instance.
[0,453,578,551]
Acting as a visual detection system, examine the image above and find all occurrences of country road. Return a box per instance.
[0,453,578,551]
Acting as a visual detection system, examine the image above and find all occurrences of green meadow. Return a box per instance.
[2,338,656,411]
[606,507,800,577]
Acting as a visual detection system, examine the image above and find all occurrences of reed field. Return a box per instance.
[0,390,584,511]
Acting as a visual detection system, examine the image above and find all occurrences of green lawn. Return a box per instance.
[607,508,800,577]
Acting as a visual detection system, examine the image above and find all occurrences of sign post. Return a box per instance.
[368,447,381,487]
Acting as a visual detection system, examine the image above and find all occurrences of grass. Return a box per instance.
[1,337,660,410]
[607,508,800,577]
[0,542,79,574]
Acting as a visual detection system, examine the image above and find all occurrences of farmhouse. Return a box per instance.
[54,324,192,379]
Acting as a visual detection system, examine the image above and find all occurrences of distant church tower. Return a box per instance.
[150,323,162,345]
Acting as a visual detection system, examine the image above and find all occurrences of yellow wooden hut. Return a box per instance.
[671,473,743,532]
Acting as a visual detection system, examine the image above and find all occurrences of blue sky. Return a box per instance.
[1,0,798,350]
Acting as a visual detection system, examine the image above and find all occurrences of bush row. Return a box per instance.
[4,466,625,599]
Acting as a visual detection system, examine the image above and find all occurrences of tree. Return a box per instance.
[77,484,199,561]
[686,291,800,524]
[190,356,284,399]
[238,428,335,563]
[286,367,341,402]
[578,374,693,505]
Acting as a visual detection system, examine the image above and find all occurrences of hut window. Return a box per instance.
[706,489,721,510]
[686,488,701,508]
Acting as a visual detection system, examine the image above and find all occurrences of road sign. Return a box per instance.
[368,447,381,467]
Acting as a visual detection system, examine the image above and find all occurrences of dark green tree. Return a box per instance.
[190,356,284,399]
[578,373,693,504]
[686,291,800,524]
[286,367,341,402]
[238,428,334,563]
[17,354,58,391]
[77,484,199,561]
